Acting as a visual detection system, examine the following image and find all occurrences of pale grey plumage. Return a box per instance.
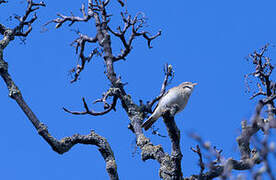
[142,82,197,130]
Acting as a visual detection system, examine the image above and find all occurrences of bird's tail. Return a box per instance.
[142,115,158,131]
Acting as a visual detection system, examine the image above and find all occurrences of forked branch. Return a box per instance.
[63,96,118,116]
[14,0,45,37]
[63,87,120,116]
[70,32,98,83]
[44,3,92,29]
[108,12,161,62]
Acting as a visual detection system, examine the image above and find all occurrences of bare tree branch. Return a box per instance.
[187,133,262,179]
[0,24,7,35]
[108,11,161,62]
[0,0,44,47]
[117,0,124,7]
[0,2,119,179]
[70,32,98,83]
[240,44,276,160]
[0,47,119,180]
[44,3,92,28]
[191,145,205,175]
[250,91,267,100]
[63,96,118,116]
[135,63,174,119]
[38,124,119,180]
[13,0,45,37]
[162,107,183,179]
[237,94,276,160]
[184,45,276,179]
[63,87,119,116]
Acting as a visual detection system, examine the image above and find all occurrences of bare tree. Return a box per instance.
[186,45,276,180]
[1,1,275,180]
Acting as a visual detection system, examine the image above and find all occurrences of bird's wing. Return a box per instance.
[152,89,170,112]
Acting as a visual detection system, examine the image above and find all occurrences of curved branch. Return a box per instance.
[63,96,118,116]
[0,58,119,180]
[38,124,119,180]
[117,0,124,7]
[70,32,98,83]
[250,91,266,100]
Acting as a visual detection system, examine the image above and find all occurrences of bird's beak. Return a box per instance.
[192,82,198,86]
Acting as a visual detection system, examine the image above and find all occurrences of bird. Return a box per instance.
[142,82,197,131]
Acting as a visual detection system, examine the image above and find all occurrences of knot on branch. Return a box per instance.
[8,83,20,99]
[141,144,164,162]
[137,134,150,147]
[37,122,48,135]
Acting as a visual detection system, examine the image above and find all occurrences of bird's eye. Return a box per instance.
[183,86,191,89]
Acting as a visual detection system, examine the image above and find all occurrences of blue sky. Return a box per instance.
[1,0,276,179]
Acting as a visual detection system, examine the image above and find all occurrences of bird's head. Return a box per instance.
[179,82,197,91]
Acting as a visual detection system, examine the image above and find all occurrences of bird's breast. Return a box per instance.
[159,90,190,112]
